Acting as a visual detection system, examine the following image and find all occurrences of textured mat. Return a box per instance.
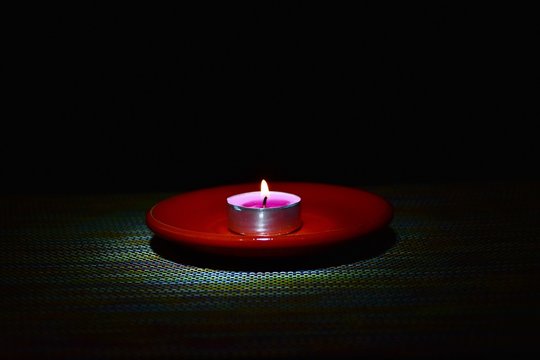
[1,181,539,359]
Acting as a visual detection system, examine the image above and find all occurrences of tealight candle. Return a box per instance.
[227,180,302,236]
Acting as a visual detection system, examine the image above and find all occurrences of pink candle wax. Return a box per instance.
[227,191,300,209]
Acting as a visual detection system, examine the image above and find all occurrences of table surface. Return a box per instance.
[2,181,539,359]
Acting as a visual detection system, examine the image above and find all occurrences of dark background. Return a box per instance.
[2,3,538,194]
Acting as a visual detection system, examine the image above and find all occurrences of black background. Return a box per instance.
[2,3,538,194]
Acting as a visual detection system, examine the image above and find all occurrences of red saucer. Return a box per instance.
[146,182,393,257]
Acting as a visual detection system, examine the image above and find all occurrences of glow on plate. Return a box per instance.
[146,182,393,257]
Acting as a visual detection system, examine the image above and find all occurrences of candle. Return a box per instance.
[227,180,302,236]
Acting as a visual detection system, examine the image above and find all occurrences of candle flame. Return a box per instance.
[260,179,270,199]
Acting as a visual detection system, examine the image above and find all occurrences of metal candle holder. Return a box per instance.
[227,191,302,236]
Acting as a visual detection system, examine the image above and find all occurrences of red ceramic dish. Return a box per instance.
[146,182,393,257]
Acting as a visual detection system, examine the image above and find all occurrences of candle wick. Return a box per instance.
[262,196,267,208]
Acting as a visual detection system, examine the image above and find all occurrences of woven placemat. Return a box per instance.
[1,181,539,359]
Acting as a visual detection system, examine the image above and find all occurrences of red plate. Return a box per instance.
[146,182,393,257]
